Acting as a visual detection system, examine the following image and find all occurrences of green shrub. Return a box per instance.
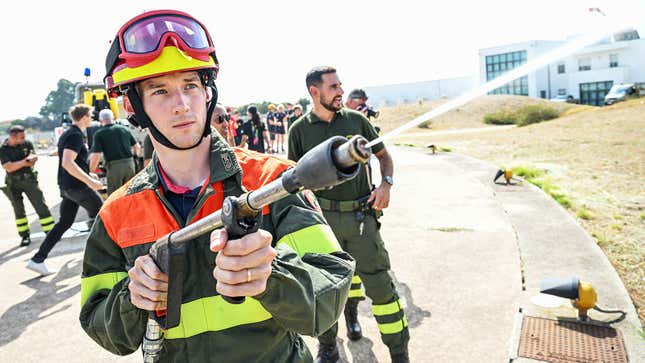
[483,110,517,125]
[516,104,561,126]
[512,165,543,180]
[483,104,561,126]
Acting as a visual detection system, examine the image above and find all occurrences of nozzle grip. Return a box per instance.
[220,196,261,304]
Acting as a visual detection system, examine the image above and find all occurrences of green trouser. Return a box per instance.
[4,175,54,237]
[105,158,135,196]
[318,209,409,355]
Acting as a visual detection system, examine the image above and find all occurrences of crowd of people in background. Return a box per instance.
[206,102,305,155]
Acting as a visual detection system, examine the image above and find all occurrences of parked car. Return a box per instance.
[604,83,643,105]
[550,94,574,103]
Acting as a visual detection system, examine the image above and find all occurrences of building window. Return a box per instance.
[486,50,528,96]
[558,89,567,95]
[578,58,591,71]
[610,54,619,68]
[579,81,613,106]
[557,63,565,74]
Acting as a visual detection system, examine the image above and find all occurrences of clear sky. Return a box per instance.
[1,0,643,121]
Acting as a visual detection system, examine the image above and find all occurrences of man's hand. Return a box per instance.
[210,228,276,298]
[87,177,104,191]
[367,182,391,210]
[128,255,169,311]
[26,154,38,163]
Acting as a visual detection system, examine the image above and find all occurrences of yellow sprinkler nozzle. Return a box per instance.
[540,277,598,320]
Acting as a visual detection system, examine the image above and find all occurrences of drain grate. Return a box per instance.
[518,316,627,363]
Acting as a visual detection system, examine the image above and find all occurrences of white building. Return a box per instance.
[363,76,477,107]
[479,29,645,105]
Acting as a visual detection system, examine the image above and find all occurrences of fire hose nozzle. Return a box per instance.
[281,135,371,193]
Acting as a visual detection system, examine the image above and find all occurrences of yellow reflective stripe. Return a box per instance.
[377,318,406,334]
[372,299,402,316]
[81,271,128,306]
[15,217,28,225]
[17,225,30,232]
[165,296,272,339]
[41,224,54,232]
[39,216,54,224]
[348,289,364,298]
[351,275,362,284]
[277,224,341,257]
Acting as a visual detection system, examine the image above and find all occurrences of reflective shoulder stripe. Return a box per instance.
[164,296,272,339]
[81,271,128,306]
[351,275,362,284]
[276,224,341,256]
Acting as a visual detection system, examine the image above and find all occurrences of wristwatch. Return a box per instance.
[383,176,394,185]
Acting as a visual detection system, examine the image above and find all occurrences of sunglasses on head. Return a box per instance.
[216,113,230,124]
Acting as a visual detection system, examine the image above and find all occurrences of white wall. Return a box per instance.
[480,36,645,102]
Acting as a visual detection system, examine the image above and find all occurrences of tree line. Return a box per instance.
[2,78,311,134]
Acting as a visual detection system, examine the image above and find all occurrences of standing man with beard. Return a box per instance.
[288,66,409,363]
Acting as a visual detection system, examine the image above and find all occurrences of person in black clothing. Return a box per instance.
[26,104,104,276]
[240,105,271,153]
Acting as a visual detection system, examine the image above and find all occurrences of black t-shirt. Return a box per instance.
[0,139,35,177]
[57,125,90,190]
[242,120,266,153]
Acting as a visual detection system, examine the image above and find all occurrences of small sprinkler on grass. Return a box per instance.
[427,144,437,154]
[539,277,626,322]
[493,168,514,185]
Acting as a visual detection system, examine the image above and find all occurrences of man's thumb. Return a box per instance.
[210,229,228,252]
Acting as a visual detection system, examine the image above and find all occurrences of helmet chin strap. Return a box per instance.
[126,80,218,151]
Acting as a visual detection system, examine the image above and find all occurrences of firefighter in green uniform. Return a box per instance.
[0,125,54,246]
[289,66,410,363]
[80,10,354,362]
[89,109,141,196]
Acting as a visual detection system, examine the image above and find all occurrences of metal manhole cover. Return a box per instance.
[518,316,627,363]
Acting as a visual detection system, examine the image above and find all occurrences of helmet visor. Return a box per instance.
[122,14,211,54]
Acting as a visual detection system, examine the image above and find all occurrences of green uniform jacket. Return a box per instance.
[80,137,355,362]
[288,108,384,201]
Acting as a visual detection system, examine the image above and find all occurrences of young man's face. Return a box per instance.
[139,71,209,148]
[8,132,25,146]
[317,73,344,112]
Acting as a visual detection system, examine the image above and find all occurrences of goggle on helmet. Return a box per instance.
[105,9,219,95]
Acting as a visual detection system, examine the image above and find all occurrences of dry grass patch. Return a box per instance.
[387,97,645,324]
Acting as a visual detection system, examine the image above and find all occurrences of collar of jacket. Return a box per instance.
[306,109,343,124]
[125,135,242,195]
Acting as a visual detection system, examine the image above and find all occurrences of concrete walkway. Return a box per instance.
[0,147,641,362]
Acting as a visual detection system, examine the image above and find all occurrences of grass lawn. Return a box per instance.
[377,96,645,324]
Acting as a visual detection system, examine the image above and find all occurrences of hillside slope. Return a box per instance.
[387,97,645,323]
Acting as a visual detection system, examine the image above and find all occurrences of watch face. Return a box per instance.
[384,176,393,185]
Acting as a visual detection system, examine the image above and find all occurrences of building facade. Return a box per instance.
[363,76,478,107]
[479,30,645,106]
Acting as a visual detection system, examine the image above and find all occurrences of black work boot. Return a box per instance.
[315,343,339,363]
[391,350,410,363]
[19,235,31,247]
[344,299,362,341]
